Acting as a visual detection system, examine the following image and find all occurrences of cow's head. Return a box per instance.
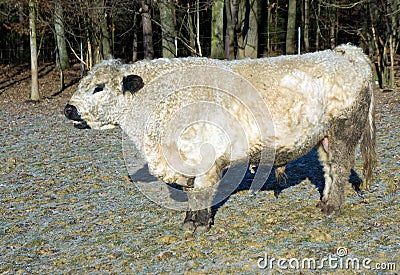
[64,60,144,130]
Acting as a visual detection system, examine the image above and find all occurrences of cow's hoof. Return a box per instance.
[318,201,341,216]
[182,220,210,233]
[194,224,210,234]
[182,220,196,232]
[182,209,211,233]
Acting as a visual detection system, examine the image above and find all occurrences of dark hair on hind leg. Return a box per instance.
[361,88,377,190]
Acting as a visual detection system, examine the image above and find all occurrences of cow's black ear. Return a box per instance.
[122,75,144,94]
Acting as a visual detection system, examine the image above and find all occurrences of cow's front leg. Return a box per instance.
[182,188,213,233]
[182,179,212,233]
[182,164,221,233]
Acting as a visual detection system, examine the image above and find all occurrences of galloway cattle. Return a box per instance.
[65,44,376,233]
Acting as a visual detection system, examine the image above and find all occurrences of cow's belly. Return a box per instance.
[273,139,319,166]
[263,88,327,165]
[272,123,326,166]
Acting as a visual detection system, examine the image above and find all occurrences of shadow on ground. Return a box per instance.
[128,147,364,225]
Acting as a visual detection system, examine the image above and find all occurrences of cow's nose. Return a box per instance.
[64,104,78,120]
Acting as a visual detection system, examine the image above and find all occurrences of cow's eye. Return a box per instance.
[93,84,105,94]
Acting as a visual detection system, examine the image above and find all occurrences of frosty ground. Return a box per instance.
[0,64,399,274]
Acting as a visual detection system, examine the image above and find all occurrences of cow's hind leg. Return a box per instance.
[318,147,352,215]
[318,120,359,215]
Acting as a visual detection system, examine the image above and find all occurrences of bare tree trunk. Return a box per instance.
[369,2,384,88]
[132,12,138,62]
[266,0,272,55]
[195,0,202,56]
[211,0,224,59]
[389,35,395,88]
[315,2,321,51]
[286,0,297,54]
[91,11,101,65]
[141,0,154,59]
[87,38,93,70]
[237,0,259,58]
[303,0,310,52]
[371,24,382,86]
[248,0,259,58]
[55,39,64,91]
[159,1,176,58]
[99,0,112,60]
[383,44,389,86]
[273,2,279,52]
[388,0,399,88]
[54,1,70,70]
[54,1,67,91]
[329,4,337,49]
[29,0,40,101]
[225,0,237,59]
[18,3,25,61]
[237,0,246,59]
[187,11,196,56]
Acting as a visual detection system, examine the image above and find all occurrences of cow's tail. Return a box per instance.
[360,83,377,190]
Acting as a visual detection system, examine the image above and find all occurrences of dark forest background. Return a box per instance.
[1,0,399,99]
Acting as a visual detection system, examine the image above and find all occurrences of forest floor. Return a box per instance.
[0,62,399,274]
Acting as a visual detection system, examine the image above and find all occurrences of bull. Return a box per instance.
[65,44,376,233]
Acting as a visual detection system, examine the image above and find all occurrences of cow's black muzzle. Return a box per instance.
[64,104,90,129]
